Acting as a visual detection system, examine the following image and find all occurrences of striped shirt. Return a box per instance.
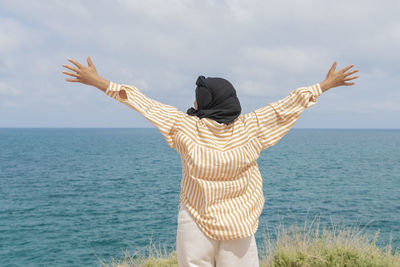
[105,81,323,240]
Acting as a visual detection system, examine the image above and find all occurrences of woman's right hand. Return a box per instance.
[319,61,359,92]
[62,57,110,92]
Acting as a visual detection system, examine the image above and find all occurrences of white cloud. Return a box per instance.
[0,0,398,127]
[0,17,39,53]
[368,101,400,112]
[239,45,323,73]
[0,81,22,96]
[377,22,400,45]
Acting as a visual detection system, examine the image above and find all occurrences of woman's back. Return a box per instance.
[175,114,265,240]
[104,81,323,240]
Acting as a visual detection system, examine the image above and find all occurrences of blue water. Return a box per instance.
[1,128,399,266]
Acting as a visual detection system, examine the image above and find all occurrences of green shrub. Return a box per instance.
[98,217,400,267]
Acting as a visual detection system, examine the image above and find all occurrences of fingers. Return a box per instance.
[341,64,355,73]
[87,56,97,72]
[344,69,359,76]
[65,78,81,82]
[343,82,355,86]
[68,58,83,68]
[62,70,79,78]
[344,75,359,81]
[328,61,337,74]
[87,56,94,67]
[343,70,359,85]
[62,64,79,73]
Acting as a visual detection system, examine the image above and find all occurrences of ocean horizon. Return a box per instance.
[1,128,399,266]
[2,127,399,129]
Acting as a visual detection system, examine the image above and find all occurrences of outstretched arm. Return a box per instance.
[252,61,359,151]
[62,57,185,150]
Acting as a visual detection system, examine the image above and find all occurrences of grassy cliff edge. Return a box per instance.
[97,216,400,267]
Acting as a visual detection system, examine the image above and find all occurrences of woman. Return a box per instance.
[62,58,358,266]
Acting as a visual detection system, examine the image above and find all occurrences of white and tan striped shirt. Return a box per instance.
[105,81,323,240]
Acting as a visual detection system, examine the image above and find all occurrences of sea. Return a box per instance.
[1,128,399,266]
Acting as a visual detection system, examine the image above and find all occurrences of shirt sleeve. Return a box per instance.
[252,83,323,151]
[104,81,185,150]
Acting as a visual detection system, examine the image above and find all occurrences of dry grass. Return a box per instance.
[97,216,400,267]
[96,237,178,267]
[259,216,400,266]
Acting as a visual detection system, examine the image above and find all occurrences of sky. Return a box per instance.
[0,0,399,128]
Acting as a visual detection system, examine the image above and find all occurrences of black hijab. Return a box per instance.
[186,75,242,125]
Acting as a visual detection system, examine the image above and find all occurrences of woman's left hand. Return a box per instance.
[319,61,359,92]
[62,57,109,91]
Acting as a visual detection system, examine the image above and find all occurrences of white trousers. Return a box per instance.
[176,204,259,267]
